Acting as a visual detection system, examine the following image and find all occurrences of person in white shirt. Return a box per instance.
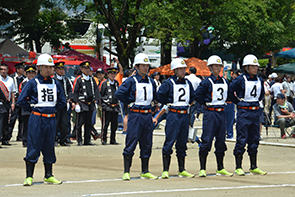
[282,75,294,105]
[153,72,161,91]
[185,67,202,126]
[269,77,285,116]
[0,63,15,146]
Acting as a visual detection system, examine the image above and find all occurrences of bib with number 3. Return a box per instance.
[208,78,227,106]
[243,75,261,102]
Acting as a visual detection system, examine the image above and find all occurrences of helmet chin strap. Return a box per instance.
[174,70,183,80]
[135,67,146,77]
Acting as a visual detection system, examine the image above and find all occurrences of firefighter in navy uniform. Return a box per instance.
[53,61,73,146]
[17,54,66,186]
[228,54,267,176]
[195,55,233,177]
[100,67,120,145]
[115,53,159,181]
[9,62,25,141]
[153,58,195,179]
[72,61,101,146]
[19,65,37,147]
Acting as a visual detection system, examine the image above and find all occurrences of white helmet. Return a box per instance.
[170,58,187,70]
[37,54,54,66]
[133,53,150,67]
[242,54,259,66]
[207,55,223,66]
[271,72,278,78]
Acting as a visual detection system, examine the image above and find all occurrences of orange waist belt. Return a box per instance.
[130,109,151,113]
[238,106,259,110]
[31,111,55,118]
[169,108,188,114]
[205,107,224,112]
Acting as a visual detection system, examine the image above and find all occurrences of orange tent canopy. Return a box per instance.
[149,57,223,77]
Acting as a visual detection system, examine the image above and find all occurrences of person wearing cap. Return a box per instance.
[17,54,66,186]
[282,75,294,105]
[228,54,266,176]
[72,61,101,146]
[53,61,73,146]
[115,53,159,181]
[93,68,106,134]
[100,67,120,145]
[0,63,16,146]
[18,65,37,147]
[194,55,233,177]
[273,93,295,139]
[153,58,195,179]
[9,62,26,142]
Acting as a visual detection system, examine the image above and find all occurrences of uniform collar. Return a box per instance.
[37,74,52,82]
[172,75,185,82]
[55,73,63,80]
[135,72,148,80]
[82,73,90,81]
[244,72,257,79]
[108,78,115,85]
[210,74,221,81]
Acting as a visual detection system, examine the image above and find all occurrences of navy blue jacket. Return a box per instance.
[17,74,66,114]
[115,72,157,110]
[156,75,194,110]
[195,74,229,108]
[228,73,265,107]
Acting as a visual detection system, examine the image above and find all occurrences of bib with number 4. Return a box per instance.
[133,77,153,105]
[243,75,261,102]
[170,79,189,106]
[35,78,57,107]
[207,78,227,106]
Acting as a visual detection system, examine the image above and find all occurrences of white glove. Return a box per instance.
[75,104,81,113]
[67,102,70,111]
[95,103,98,110]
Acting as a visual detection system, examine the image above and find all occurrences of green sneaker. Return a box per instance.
[199,170,206,177]
[162,171,169,179]
[216,169,234,177]
[235,168,245,176]
[250,168,267,175]
[140,172,158,180]
[179,170,195,178]
[44,176,62,184]
[23,177,33,186]
[122,172,130,181]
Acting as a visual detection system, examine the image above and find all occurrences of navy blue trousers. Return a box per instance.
[199,110,227,157]
[25,114,56,163]
[234,108,260,156]
[162,112,189,157]
[123,111,153,158]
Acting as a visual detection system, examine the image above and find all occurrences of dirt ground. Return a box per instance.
[1,117,295,197]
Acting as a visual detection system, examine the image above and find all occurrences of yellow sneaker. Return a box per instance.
[199,170,206,177]
[44,176,62,184]
[122,172,130,181]
[178,170,195,178]
[140,172,158,180]
[23,177,33,186]
[162,171,169,179]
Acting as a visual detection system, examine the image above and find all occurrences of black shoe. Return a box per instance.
[60,142,70,146]
[77,142,83,146]
[2,141,11,146]
[84,142,95,146]
[55,142,59,147]
[110,141,119,145]
[66,138,73,144]
[23,142,27,147]
[16,137,23,141]
[101,141,106,145]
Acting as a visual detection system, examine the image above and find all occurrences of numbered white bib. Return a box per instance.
[207,78,227,106]
[133,77,153,105]
[243,75,261,102]
[35,78,57,107]
[170,79,189,106]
